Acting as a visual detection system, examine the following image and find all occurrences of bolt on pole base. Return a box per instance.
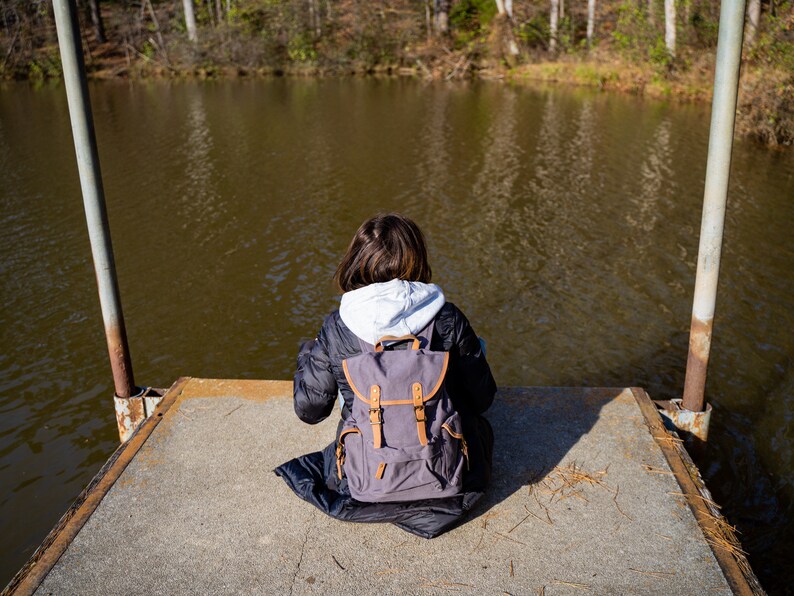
[114,387,165,442]
[656,399,712,453]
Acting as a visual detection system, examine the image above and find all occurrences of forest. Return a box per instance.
[1,0,792,145]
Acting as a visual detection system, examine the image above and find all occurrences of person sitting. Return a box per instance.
[276,213,496,538]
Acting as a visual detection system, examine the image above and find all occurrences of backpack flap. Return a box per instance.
[342,348,449,450]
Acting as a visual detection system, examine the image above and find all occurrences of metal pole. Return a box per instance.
[52,0,136,399]
[681,0,746,413]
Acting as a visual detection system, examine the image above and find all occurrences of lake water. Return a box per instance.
[1,78,792,590]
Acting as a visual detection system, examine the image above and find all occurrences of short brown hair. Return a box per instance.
[335,213,432,292]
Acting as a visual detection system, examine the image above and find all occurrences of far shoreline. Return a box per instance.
[4,55,790,148]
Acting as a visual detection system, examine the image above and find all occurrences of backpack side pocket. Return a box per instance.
[440,415,469,487]
[336,427,361,480]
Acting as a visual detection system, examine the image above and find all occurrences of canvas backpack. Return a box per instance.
[335,321,469,503]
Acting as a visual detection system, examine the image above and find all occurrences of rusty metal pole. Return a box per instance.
[52,0,142,439]
[680,0,746,419]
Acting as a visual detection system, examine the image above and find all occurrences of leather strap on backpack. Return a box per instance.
[412,382,428,446]
[356,318,434,354]
[374,335,420,352]
[336,427,361,479]
[369,385,383,449]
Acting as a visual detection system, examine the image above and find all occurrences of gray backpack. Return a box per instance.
[336,322,469,502]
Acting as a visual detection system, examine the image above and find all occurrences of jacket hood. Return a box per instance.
[339,279,446,345]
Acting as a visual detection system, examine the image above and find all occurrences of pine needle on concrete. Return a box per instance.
[552,579,590,590]
[495,532,527,546]
[612,484,634,521]
[542,461,614,504]
[417,578,472,591]
[628,567,676,577]
[524,507,554,526]
[642,464,675,475]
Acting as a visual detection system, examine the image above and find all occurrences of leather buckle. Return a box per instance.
[369,408,383,425]
[414,405,426,422]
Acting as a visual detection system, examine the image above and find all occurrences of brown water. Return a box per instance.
[1,79,792,591]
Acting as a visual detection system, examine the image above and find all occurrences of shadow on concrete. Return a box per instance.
[469,387,619,523]
[468,328,695,523]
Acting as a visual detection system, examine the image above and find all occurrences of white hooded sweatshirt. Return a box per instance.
[339,279,446,345]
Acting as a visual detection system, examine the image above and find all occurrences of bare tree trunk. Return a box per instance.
[434,0,450,35]
[308,0,320,37]
[744,0,760,47]
[425,0,432,42]
[145,0,169,63]
[86,0,106,43]
[559,0,565,20]
[648,0,655,26]
[81,16,94,64]
[664,0,675,57]
[549,0,559,52]
[215,0,222,25]
[505,0,513,18]
[1,25,20,71]
[1,0,9,33]
[587,0,596,46]
[494,1,519,57]
[182,0,198,42]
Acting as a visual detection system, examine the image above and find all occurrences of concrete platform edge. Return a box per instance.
[2,377,193,596]
[631,389,763,595]
[3,381,763,595]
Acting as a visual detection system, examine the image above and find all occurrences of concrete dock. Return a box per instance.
[7,379,759,595]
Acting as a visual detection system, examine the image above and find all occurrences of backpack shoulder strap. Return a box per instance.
[353,317,437,353]
[356,335,375,353]
[416,318,435,349]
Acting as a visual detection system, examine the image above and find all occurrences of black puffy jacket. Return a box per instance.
[293,301,497,426]
[277,301,496,539]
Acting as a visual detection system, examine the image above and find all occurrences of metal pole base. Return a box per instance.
[656,398,712,452]
[114,387,165,442]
